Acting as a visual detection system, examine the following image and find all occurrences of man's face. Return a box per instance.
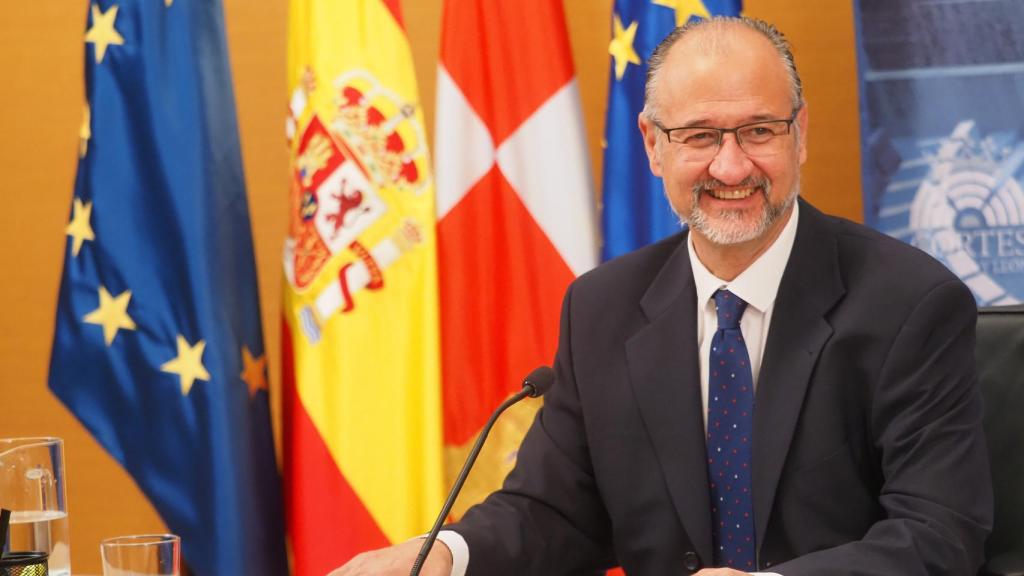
[639,27,808,250]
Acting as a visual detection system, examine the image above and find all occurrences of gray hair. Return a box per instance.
[642,16,804,120]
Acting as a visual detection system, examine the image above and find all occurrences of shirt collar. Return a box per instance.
[688,200,800,314]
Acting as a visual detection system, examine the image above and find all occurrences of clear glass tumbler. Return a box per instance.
[100,534,180,576]
[0,437,69,576]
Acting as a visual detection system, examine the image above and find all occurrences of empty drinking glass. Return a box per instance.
[100,534,180,576]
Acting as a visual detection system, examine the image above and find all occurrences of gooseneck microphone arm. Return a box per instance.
[410,366,555,576]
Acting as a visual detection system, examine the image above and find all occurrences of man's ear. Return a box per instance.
[638,113,663,177]
[796,103,809,165]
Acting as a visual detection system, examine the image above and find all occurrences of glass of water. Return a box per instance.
[100,535,180,576]
[0,437,69,576]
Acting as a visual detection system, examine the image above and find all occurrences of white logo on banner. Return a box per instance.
[878,120,1024,305]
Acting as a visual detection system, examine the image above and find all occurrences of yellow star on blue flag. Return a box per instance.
[84,3,124,64]
[610,14,642,81]
[160,335,210,395]
[240,346,268,398]
[66,197,95,256]
[653,0,712,25]
[82,286,135,345]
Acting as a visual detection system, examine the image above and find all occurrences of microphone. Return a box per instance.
[410,366,556,575]
[521,365,556,398]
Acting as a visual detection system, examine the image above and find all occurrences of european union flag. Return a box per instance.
[601,0,742,260]
[48,1,287,574]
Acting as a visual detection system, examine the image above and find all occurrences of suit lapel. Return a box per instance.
[752,200,845,546]
[626,237,714,563]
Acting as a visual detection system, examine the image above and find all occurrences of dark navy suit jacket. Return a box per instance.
[450,199,993,575]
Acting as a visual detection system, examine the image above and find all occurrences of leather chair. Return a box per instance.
[977,305,1024,576]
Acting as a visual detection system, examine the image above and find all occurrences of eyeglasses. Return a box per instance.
[654,108,800,162]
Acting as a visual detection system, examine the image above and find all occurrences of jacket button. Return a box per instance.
[683,551,701,571]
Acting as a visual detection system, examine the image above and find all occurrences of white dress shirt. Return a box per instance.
[440,202,800,576]
[690,201,799,429]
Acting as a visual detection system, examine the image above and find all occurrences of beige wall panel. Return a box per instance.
[745,1,863,220]
[0,1,859,573]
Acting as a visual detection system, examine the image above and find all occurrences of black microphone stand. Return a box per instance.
[409,384,538,576]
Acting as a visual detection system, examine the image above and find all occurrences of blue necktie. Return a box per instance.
[707,289,756,569]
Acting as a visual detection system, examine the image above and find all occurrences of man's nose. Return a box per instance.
[707,133,755,185]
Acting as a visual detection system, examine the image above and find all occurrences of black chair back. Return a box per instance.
[977,305,1024,576]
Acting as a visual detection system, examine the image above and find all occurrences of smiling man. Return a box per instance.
[639,18,806,280]
[332,17,992,576]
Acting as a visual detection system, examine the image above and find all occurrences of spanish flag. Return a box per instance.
[282,2,442,574]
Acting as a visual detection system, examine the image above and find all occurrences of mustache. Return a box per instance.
[692,176,771,196]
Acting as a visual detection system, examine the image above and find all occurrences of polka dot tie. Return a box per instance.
[707,289,756,570]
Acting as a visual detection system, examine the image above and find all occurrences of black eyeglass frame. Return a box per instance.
[653,106,803,153]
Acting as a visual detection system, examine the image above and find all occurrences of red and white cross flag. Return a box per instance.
[434,0,599,514]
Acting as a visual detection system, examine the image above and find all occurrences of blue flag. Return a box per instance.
[48,1,287,574]
[601,0,742,260]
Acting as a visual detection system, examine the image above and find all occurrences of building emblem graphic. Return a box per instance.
[871,120,1024,305]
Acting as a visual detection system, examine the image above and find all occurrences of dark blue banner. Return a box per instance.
[856,0,1024,305]
[49,1,287,573]
[601,0,742,261]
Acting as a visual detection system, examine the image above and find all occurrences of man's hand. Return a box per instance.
[695,569,751,576]
[327,538,453,576]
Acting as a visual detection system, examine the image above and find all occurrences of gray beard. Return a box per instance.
[678,175,799,245]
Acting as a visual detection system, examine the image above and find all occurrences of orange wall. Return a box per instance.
[0,1,859,573]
